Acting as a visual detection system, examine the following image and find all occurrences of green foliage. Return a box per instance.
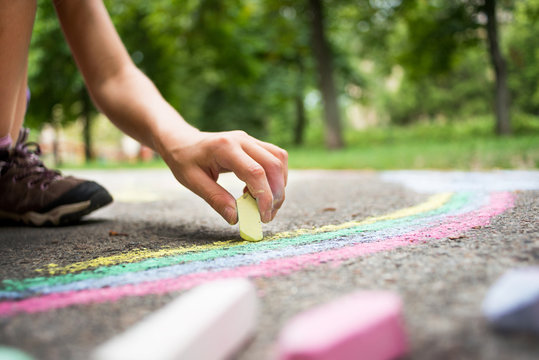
[394,1,481,78]
[26,2,92,129]
[105,0,316,143]
[384,47,493,124]
[288,116,539,169]
[346,0,537,128]
[507,0,539,115]
[342,114,539,144]
[26,0,539,152]
[287,135,539,169]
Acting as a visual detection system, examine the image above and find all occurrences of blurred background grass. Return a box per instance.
[57,115,538,170]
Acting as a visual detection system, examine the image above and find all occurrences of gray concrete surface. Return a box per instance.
[0,169,538,360]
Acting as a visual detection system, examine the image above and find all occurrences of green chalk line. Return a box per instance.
[1,193,471,293]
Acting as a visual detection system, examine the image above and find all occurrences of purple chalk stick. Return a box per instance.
[482,267,539,333]
[277,291,408,360]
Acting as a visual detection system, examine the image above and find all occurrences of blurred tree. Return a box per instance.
[27,0,534,159]
[308,0,343,149]
[27,2,96,163]
[106,1,179,107]
[394,0,514,134]
[506,0,539,116]
[385,47,493,125]
[112,0,318,146]
[28,0,359,152]
[484,0,510,135]
[254,0,314,146]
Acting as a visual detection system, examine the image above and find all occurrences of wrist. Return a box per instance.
[151,113,201,161]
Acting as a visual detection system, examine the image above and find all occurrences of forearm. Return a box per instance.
[90,64,199,153]
[54,0,198,154]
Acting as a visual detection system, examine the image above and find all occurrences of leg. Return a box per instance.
[10,69,30,142]
[0,1,36,142]
[0,1,113,226]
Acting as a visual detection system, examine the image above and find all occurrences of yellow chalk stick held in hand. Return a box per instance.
[236,192,263,241]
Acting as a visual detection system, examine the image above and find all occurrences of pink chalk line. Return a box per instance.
[0,192,514,317]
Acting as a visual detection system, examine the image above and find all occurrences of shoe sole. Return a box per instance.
[0,188,113,226]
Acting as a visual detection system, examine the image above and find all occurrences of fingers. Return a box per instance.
[255,139,289,186]
[184,167,238,225]
[216,146,274,223]
[166,130,288,225]
[240,141,287,221]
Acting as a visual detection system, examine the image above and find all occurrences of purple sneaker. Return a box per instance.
[0,128,113,226]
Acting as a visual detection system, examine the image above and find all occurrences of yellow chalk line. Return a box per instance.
[35,193,452,275]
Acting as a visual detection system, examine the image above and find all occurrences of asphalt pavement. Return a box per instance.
[0,169,538,360]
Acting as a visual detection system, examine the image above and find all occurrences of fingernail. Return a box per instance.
[225,206,237,225]
[273,190,283,205]
[263,210,272,223]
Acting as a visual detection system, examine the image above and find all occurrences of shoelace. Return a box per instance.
[1,129,60,190]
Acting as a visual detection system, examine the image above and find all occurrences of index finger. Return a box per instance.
[240,142,287,220]
[216,147,274,223]
[255,139,289,186]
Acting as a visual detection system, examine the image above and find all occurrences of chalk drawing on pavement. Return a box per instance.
[0,190,515,316]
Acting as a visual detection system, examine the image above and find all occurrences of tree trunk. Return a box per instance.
[484,0,511,135]
[294,94,306,146]
[81,91,94,163]
[294,60,307,146]
[308,0,344,149]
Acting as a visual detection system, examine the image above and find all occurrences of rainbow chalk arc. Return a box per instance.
[1,193,462,297]
[0,191,515,317]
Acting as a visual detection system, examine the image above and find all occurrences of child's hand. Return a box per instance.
[158,129,288,225]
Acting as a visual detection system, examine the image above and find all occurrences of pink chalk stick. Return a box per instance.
[277,291,408,360]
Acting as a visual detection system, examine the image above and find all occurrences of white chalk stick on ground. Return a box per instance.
[277,291,408,360]
[92,279,258,360]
